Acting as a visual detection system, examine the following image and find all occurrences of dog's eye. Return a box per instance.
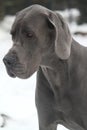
[27,33,33,38]
[24,31,33,38]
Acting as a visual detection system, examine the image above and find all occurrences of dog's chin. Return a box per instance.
[17,68,38,79]
[7,69,16,78]
[17,71,35,79]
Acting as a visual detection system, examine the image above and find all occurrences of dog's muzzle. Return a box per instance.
[3,54,17,78]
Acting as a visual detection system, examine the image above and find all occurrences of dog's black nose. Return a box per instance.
[3,57,13,67]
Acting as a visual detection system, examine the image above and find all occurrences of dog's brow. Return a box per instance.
[21,25,33,33]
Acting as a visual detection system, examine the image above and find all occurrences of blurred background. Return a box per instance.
[0,1,87,130]
[0,0,87,24]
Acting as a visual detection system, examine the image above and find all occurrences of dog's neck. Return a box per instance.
[40,44,70,102]
[41,51,71,114]
[40,40,71,90]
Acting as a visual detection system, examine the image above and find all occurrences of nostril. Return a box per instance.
[6,60,11,66]
[3,57,12,66]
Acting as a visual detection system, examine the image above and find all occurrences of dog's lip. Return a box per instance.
[7,69,16,78]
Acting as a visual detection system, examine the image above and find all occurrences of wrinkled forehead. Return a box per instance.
[11,6,48,33]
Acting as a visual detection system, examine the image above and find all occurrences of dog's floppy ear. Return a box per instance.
[46,11,72,59]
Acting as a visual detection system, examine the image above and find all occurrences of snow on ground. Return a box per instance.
[0,15,87,130]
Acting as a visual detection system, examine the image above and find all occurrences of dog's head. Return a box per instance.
[3,4,72,79]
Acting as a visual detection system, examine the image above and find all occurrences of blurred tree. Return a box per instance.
[77,0,87,24]
[51,0,67,10]
[0,0,87,24]
[5,0,31,15]
[0,0,5,20]
[31,0,52,9]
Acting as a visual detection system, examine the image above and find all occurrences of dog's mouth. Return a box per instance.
[4,62,30,79]
[3,55,38,79]
[5,64,37,79]
[6,68,16,78]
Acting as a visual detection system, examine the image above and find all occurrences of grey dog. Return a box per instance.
[3,4,87,130]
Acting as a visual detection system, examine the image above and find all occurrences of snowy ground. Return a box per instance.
[0,15,87,130]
